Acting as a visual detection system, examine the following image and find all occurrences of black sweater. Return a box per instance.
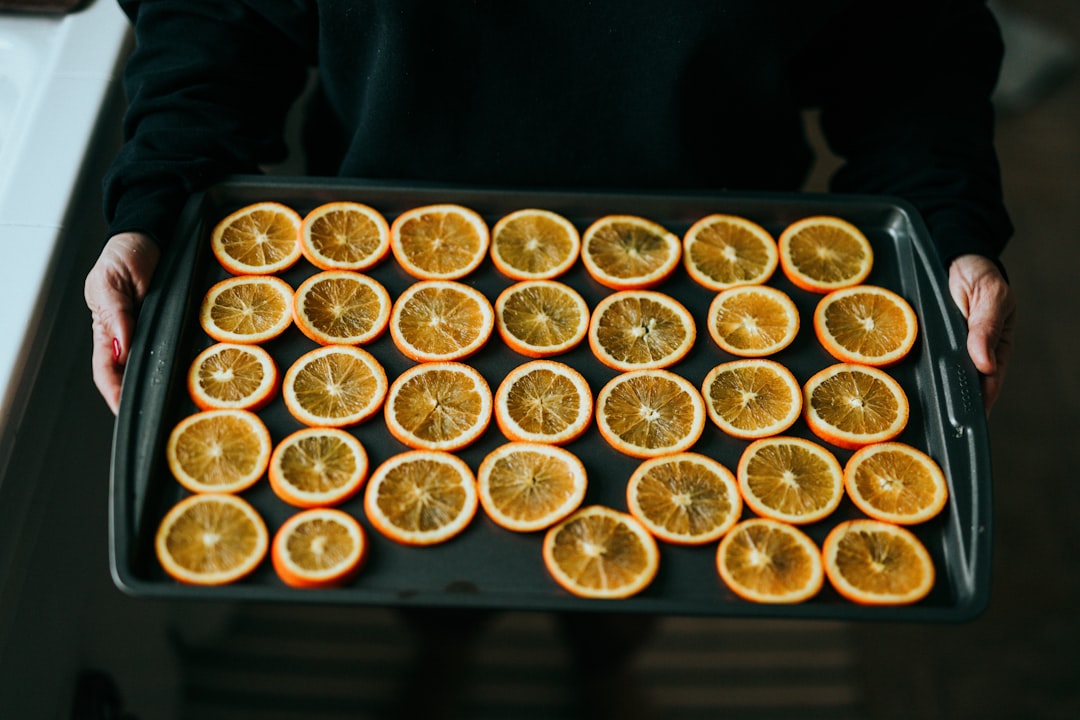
[104,0,1012,265]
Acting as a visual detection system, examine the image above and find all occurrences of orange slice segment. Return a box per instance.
[495,280,590,358]
[542,505,660,599]
[580,215,681,290]
[271,508,367,589]
[626,452,741,546]
[843,442,948,525]
[282,345,388,428]
[814,285,919,366]
[384,362,492,452]
[199,275,294,344]
[716,518,824,604]
[166,409,271,494]
[293,270,392,346]
[778,216,873,293]
[187,342,278,412]
[803,363,909,450]
[588,290,696,371]
[155,493,268,586]
[822,519,935,605]
[736,436,844,525]
[300,201,390,271]
[390,204,489,280]
[477,442,588,533]
[595,369,706,458]
[268,427,369,508]
[707,285,799,357]
[210,201,302,275]
[494,360,593,445]
[363,450,478,546]
[701,359,802,440]
[490,208,581,280]
[682,214,778,290]
[389,280,494,362]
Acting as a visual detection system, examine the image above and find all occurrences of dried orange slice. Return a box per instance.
[716,518,824,604]
[778,216,873,293]
[300,201,390,271]
[490,208,581,280]
[542,505,660,599]
[803,363,909,450]
[363,450,478,546]
[701,359,802,439]
[271,508,367,589]
[580,215,681,290]
[843,442,948,525]
[210,201,302,275]
[199,275,294,344]
[822,519,935,605]
[155,493,268,586]
[595,369,706,458]
[166,409,271,494]
[682,214,778,291]
[268,427,369,508]
[588,290,696,371]
[736,436,844,525]
[384,362,492,451]
[494,360,593,445]
[495,280,590,358]
[626,452,741,546]
[707,285,799,357]
[293,270,392,346]
[282,345,388,428]
[187,342,278,411]
[389,280,494,362]
[477,442,588,532]
[390,204,489,280]
[814,285,919,367]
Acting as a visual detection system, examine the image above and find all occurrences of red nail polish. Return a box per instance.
[112,338,122,362]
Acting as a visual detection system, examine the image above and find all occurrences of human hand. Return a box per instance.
[84,232,161,414]
[947,254,1016,417]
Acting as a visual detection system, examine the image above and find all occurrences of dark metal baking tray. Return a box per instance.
[110,175,992,621]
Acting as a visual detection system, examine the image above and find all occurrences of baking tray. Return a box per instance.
[110,175,992,621]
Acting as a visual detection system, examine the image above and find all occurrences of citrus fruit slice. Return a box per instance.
[293,270,392,346]
[822,519,935,605]
[271,508,367,589]
[300,201,390,271]
[701,359,802,439]
[542,505,660,599]
[682,214,778,291]
[778,216,873,293]
[384,362,492,451]
[210,201,302,275]
[363,450,478,546]
[494,280,590,358]
[199,275,294,344]
[155,493,268,586]
[595,369,706,458]
[803,363,909,450]
[268,427,369,508]
[716,518,824,604]
[477,442,588,533]
[490,208,581,280]
[580,215,681,290]
[736,436,844,525]
[187,342,278,411]
[843,442,949,525]
[282,345,388,428]
[626,452,741,546]
[588,290,696,371]
[166,409,272,494]
[814,285,919,367]
[389,204,489,280]
[707,284,799,357]
[494,360,593,445]
[389,280,494,362]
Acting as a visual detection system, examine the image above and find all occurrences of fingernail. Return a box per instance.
[112,338,122,363]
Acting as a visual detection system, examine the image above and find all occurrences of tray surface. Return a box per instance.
[111,176,992,621]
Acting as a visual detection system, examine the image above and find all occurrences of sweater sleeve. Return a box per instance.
[810,0,1013,268]
[102,0,315,247]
